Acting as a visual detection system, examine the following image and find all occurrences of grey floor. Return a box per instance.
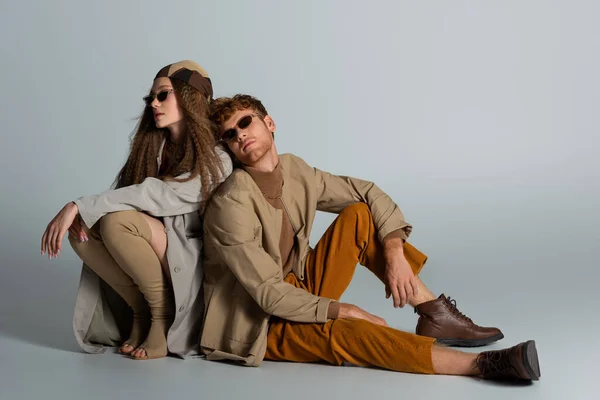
[1,207,598,400]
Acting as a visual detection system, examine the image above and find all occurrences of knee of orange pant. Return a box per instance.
[328,318,377,363]
[331,317,374,338]
[339,203,372,222]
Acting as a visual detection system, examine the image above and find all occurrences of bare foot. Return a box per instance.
[130,347,147,359]
[130,345,167,360]
[119,312,150,355]
[130,321,169,360]
[119,343,136,354]
[130,348,160,360]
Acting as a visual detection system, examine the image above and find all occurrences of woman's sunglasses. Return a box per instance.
[143,89,173,107]
[220,113,259,142]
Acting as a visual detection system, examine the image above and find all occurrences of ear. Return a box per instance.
[263,115,276,134]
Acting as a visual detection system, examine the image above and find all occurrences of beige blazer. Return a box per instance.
[201,153,411,366]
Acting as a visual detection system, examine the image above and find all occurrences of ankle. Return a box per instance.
[409,293,436,307]
[431,345,480,375]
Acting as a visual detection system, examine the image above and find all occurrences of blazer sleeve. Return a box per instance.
[204,191,332,323]
[313,163,412,243]
[75,147,233,228]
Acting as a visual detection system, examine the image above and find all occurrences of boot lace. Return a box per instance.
[477,349,514,376]
[445,296,473,323]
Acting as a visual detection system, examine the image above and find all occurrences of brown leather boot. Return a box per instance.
[415,294,504,346]
[477,340,541,381]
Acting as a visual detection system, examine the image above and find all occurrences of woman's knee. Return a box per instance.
[67,231,83,251]
[99,211,151,242]
[137,213,168,264]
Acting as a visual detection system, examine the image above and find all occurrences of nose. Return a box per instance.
[236,130,248,142]
[151,97,160,108]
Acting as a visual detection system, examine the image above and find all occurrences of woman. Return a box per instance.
[40,60,233,360]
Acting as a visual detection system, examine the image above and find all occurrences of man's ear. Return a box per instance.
[263,115,276,134]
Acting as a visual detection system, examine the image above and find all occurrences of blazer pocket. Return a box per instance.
[225,286,265,345]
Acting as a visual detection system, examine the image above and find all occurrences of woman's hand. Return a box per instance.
[68,215,88,243]
[41,202,80,259]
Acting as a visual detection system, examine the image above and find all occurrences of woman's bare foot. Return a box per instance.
[119,343,135,354]
[119,311,150,355]
[130,346,167,360]
[130,320,170,360]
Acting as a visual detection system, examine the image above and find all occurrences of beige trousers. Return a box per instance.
[69,210,174,358]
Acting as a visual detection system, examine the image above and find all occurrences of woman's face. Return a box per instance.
[149,77,183,129]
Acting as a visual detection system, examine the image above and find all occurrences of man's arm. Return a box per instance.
[311,161,418,308]
[313,165,411,242]
[204,190,333,323]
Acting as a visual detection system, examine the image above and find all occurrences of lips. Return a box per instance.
[154,112,164,119]
[242,140,256,151]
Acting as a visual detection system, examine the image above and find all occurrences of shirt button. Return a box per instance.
[164,227,169,233]
[174,267,181,273]
[179,305,185,312]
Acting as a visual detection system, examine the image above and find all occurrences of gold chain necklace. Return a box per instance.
[262,189,283,199]
[262,182,283,199]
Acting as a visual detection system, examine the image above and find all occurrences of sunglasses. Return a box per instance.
[220,113,260,142]
[143,89,174,107]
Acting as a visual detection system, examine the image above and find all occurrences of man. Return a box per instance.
[200,94,540,381]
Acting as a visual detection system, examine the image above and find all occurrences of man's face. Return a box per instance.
[219,109,276,166]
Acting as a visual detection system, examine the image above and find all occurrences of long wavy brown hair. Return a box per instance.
[113,79,225,203]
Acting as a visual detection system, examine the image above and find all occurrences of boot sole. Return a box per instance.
[522,340,541,381]
[435,332,505,347]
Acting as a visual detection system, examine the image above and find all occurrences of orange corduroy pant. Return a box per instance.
[265,203,436,374]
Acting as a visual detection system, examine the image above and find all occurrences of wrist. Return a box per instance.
[383,242,404,265]
[338,303,354,319]
[68,201,79,214]
[383,236,404,249]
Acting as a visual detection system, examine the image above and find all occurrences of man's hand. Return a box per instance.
[338,303,388,327]
[383,237,418,308]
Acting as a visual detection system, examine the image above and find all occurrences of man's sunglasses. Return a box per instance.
[143,89,173,107]
[220,113,259,142]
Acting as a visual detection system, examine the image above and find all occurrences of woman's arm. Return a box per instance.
[76,147,232,229]
[41,147,232,258]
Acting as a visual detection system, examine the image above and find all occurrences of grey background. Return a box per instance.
[1,0,598,399]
